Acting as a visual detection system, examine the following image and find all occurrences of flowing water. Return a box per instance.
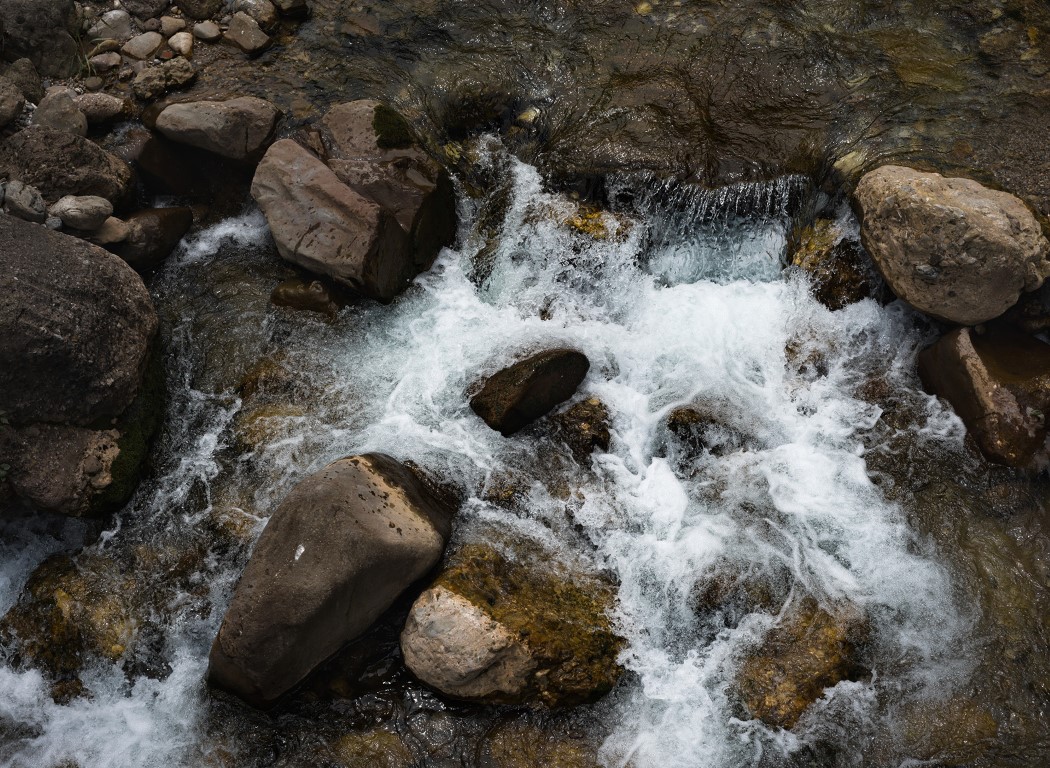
[4,133,1050,766]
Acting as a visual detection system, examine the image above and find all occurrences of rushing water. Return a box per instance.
[6,137,1047,767]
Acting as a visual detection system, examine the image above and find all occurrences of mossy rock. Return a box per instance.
[789,219,885,311]
[0,553,138,701]
[550,397,611,462]
[332,727,414,768]
[404,540,624,707]
[373,104,416,150]
[480,720,602,768]
[736,596,869,729]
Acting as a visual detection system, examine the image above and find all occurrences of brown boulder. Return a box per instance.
[550,397,611,461]
[251,139,414,301]
[918,325,1050,467]
[736,597,867,729]
[154,96,280,161]
[853,166,1050,325]
[470,349,590,436]
[208,454,456,707]
[109,207,194,273]
[0,128,132,204]
[0,215,157,427]
[789,218,885,310]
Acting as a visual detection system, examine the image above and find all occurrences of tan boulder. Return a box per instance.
[154,96,280,161]
[853,165,1050,324]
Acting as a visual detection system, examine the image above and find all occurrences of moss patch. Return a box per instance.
[373,104,416,150]
[436,542,623,707]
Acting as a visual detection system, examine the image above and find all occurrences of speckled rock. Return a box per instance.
[853,165,1050,325]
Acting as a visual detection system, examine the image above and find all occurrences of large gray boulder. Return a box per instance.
[0,128,133,204]
[154,96,280,161]
[0,0,79,77]
[208,454,456,707]
[470,349,590,436]
[853,166,1050,325]
[0,216,157,427]
[251,139,414,301]
[918,325,1050,467]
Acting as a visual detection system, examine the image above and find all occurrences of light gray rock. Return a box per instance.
[224,11,270,53]
[49,195,114,231]
[208,453,455,707]
[159,15,187,36]
[232,0,277,30]
[853,165,1050,325]
[251,139,414,301]
[402,586,536,699]
[168,31,194,57]
[0,78,26,129]
[88,52,123,73]
[87,9,133,41]
[31,90,87,136]
[192,20,222,41]
[122,31,165,60]
[74,93,128,124]
[3,181,47,223]
[154,96,279,160]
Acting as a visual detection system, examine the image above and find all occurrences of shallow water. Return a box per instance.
[5,135,1049,766]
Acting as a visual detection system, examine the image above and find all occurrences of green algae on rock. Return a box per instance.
[401,541,623,707]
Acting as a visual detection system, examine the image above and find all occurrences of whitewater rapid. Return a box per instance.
[0,147,974,767]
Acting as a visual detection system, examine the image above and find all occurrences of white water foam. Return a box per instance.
[0,147,971,767]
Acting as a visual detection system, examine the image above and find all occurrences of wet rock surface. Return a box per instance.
[789,218,886,310]
[470,349,590,436]
[854,166,1050,325]
[209,453,456,707]
[401,541,623,706]
[0,128,132,204]
[736,597,868,729]
[919,325,1050,467]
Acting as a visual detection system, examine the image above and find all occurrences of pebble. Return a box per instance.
[88,10,133,41]
[88,52,123,73]
[225,11,271,53]
[87,39,122,57]
[160,16,187,36]
[192,20,222,42]
[74,93,127,123]
[169,31,194,57]
[123,31,165,60]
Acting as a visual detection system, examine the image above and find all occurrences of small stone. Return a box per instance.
[3,181,47,224]
[49,195,114,231]
[168,31,194,57]
[31,90,88,137]
[122,0,173,19]
[160,16,187,36]
[143,18,162,32]
[88,10,133,41]
[192,20,222,41]
[123,31,165,60]
[88,52,123,73]
[233,0,277,30]
[177,0,223,20]
[224,12,271,54]
[131,58,197,101]
[45,216,63,230]
[74,93,127,124]
[82,77,105,92]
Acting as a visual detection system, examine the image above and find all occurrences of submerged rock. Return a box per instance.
[480,720,603,768]
[853,166,1050,325]
[108,207,194,273]
[470,349,590,436]
[789,218,884,310]
[271,277,348,318]
[918,325,1050,467]
[401,541,623,706]
[154,96,280,161]
[736,597,867,729]
[208,454,456,707]
[549,397,611,461]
